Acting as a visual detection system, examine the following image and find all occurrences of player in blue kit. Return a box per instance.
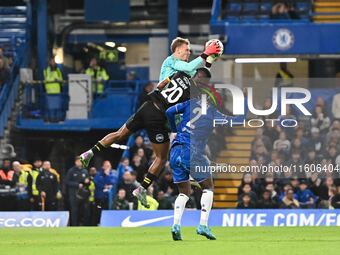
[166,76,247,241]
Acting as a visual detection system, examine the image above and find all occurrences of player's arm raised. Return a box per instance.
[173,42,221,73]
[165,101,187,132]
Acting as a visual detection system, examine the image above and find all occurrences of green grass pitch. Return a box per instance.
[1,227,339,255]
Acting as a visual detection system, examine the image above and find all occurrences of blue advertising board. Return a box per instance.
[211,23,340,55]
[0,212,69,228]
[101,209,340,227]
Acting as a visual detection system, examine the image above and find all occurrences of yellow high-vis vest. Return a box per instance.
[85,67,109,94]
[44,67,63,94]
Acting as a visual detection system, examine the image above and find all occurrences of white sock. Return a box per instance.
[173,193,189,226]
[200,189,213,226]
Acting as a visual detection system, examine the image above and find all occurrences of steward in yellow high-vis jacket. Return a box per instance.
[85,57,109,94]
[44,57,63,94]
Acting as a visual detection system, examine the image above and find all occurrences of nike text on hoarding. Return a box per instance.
[222,213,340,227]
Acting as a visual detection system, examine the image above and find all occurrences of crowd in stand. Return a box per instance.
[0,125,228,226]
[0,136,186,225]
[237,97,340,209]
[0,47,12,93]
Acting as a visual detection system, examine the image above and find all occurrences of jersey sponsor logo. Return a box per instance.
[121,215,173,227]
[155,134,164,142]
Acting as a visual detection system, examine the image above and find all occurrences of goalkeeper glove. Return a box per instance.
[201,42,221,60]
[205,54,219,68]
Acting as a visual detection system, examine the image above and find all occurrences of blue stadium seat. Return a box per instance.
[43,95,66,122]
[91,89,135,121]
[296,2,310,14]
[260,3,272,14]
[243,3,258,13]
[241,15,258,22]
[228,3,241,12]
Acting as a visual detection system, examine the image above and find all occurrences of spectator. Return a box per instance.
[12,161,30,211]
[278,106,297,139]
[252,128,272,152]
[129,135,152,162]
[65,156,89,226]
[311,176,333,208]
[237,193,256,209]
[238,172,260,194]
[275,63,294,87]
[238,183,257,203]
[158,169,177,196]
[295,128,309,147]
[136,148,148,167]
[305,149,317,165]
[325,121,340,151]
[271,2,299,20]
[36,161,59,211]
[289,176,300,193]
[263,120,279,143]
[94,160,118,212]
[330,184,340,209]
[44,57,63,94]
[251,144,270,164]
[131,155,147,182]
[273,131,291,153]
[87,167,97,226]
[130,171,141,188]
[326,146,338,165]
[157,190,173,209]
[257,190,278,209]
[0,159,16,211]
[269,150,284,167]
[331,91,340,119]
[7,55,13,67]
[308,127,323,154]
[291,138,304,153]
[262,98,279,119]
[27,159,43,210]
[118,171,139,204]
[117,157,133,182]
[127,70,138,81]
[311,105,330,134]
[112,189,130,210]
[263,183,278,202]
[280,188,300,209]
[0,57,10,89]
[85,57,109,95]
[296,180,316,208]
[0,47,9,68]
[278,184,294,203]
[287,150,304,170]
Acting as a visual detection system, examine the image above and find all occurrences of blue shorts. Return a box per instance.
[169,143,211,183]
